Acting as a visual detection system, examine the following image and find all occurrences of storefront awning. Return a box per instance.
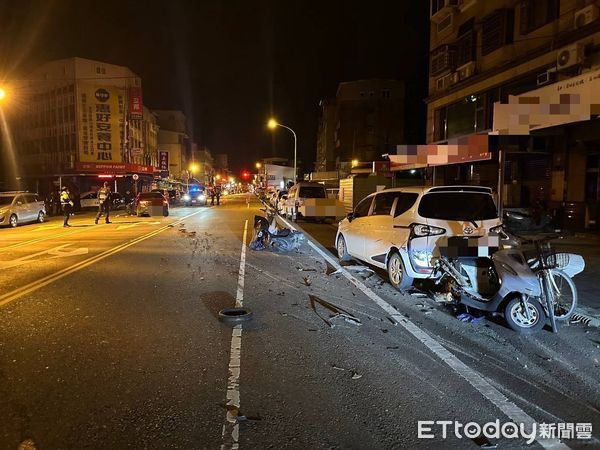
[390,134,491,171]
[492,66,600,135]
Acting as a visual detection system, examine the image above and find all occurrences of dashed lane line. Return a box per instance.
[221,219,248,450]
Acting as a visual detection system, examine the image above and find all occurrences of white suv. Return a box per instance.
[0,191,46,228]
[335,186,501,291]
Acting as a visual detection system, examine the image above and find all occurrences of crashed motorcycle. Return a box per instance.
[249,215,304,252]
[433,231,584,334]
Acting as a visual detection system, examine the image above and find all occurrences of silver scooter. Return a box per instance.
[433,232,582,334]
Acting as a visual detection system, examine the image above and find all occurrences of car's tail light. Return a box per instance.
[410,223,446,237]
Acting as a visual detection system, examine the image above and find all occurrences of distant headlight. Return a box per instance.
[182,194,191,201]
[198,194,206,201]
[0,208,6,215]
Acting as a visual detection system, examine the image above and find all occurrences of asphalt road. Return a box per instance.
[0,195,599,449]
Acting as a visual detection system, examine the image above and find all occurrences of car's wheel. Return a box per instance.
[336,235,351,262]
[504,296,546,334]
[9,214,18,228]
[37,211,45,223]
[387,252,413,292]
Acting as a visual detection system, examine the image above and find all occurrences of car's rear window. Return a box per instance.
[139,193,164,200]
[418,192,498,221]
[299,187,326,198]
[0,196,15,205]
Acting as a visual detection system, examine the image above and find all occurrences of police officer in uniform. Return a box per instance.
[95,181,112,224]
[60,187,73,227]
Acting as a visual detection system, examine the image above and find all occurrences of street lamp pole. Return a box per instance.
[268,119,297,183]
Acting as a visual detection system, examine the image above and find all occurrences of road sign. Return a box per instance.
[132,174,139,180]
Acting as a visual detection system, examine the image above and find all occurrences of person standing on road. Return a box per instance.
[95,181,112,224]
[60,187,73,227]
[215,185,221,206]
[210,186,215,206]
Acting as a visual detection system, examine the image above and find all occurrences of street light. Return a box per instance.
[255,162,262,169]
[267,117,297,183]
[0,88,6,102]
[187,163,200,192]
[351,159,359,168]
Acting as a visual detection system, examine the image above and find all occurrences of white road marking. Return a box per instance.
[0,244,88,270]
[0,209,204,308]
[116,221,161,230]
[279,216,570,450]
[222,219,249,450]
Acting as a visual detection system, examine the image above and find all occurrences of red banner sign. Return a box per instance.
[129,87,143,120]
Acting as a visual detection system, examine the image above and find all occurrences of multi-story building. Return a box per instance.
[316,79,405,176]
[424,0,600,229]
[13,57,157,195]
[154,110,190,181]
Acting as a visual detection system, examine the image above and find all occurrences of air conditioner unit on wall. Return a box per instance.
[574,5,599,29]
[456,61,476,80]
[435,74,453,91]
[556,43,584,71]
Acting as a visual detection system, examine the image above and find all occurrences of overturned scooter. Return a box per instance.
[249,215,304,252]
[433,231,583,334]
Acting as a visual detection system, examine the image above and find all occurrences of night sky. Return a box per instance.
[1,0,429,173]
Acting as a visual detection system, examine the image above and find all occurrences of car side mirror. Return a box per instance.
[347,212,354,222]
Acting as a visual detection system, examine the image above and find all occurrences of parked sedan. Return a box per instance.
[336,186,501,291]
[136,192,169,217]
[0,191,46,227]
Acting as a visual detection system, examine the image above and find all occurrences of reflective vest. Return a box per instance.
[98,188,109,203]
[60,191,70,205]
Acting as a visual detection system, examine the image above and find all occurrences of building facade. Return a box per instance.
[426,0,600,229]
[316,79,405,174]
[154,110,190,181]
[13,57,156,194]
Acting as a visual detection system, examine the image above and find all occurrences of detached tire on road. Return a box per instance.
[387,252,413,292]
[218,308,253,324]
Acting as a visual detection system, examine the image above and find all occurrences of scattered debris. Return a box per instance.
[309,294,362,327]
[344,265,374,273]
[332,365,346,371]
[386,346,399,350]
[457,313,485,324]
[381,328,389,333]
[325,262,339,276]
[351,371,363,380]
[410,292,428,298]
[386,317,397,325]
[303,276,312,286]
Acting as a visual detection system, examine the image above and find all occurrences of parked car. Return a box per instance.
[273,189,288,211]
[335,186,501,291]
[80,191,99,209]
[283,182,345,221]
[0,191,46,227]
[136,192,169,217]
[80,190,126,210]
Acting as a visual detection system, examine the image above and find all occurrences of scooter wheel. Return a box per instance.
[504,297,546,334]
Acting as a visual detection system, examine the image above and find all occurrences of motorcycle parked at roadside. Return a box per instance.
[433,230,584,334]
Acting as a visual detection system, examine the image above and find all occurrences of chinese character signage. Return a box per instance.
[159,151,169,171]
[129,87,143,120]
[79,85,124,163]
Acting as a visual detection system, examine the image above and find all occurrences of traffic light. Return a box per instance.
[241,170,250,180]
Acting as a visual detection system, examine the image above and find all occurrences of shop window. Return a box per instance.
[481,9,514,56]
[520,0,558,35]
